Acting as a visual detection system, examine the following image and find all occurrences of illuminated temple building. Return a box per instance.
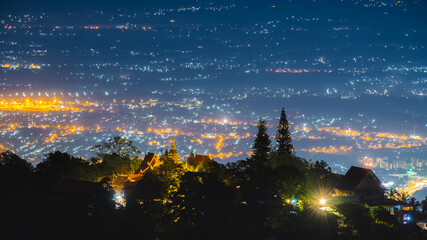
[113,136,179,192]
[139,152,162,174]
[167,135,180,164]
[112,152,160,192]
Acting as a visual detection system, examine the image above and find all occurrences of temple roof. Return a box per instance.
[138,152,160,174]
[336,166,384,191]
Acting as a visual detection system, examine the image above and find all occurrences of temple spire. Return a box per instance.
[168,127,180,163]
[171,135,176,151]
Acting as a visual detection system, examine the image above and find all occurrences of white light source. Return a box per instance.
[319,198,326,205]
[114,192,125,207]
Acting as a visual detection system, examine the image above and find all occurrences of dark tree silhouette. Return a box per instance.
[422,196,427,214]
[92,136,141,159]
[251,119,271,163]
[0,151,37,239]
[0,150,33,172]
[313,160,332,180]
[92,136,142,175]
[335,203,374,240]
[276,107,294,156]
[36,151,98,192]
[98,153,134,176]
[186,150,195,164]
[168,171,236,239]
[0,150,35,195]
[0,150,35,197]
[407,197,420,209]
[371,206,398,227]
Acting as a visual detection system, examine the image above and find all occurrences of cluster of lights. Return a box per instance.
[302,126,425,154]
[364,143,422,150]
[0,98,99,112]
[308,146,353,154]
[364,162,374,167]
[266,68,334,73]
[1,63,41,69]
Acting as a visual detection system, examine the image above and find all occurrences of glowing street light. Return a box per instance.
[114,192,125,207]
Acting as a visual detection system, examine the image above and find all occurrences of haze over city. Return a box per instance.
[2,0,427,239]
[2,0,426,190]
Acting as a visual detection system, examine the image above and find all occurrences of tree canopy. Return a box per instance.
[276,107,294,156]
[251,119,271,163]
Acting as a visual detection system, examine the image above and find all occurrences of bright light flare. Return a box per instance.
[114,192,125,207]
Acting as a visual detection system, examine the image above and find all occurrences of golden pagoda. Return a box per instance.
[168,133,180,164]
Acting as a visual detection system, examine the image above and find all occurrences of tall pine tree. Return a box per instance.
[251,119,271,162]
[276,107,294,156]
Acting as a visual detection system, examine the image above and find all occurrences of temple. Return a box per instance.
[113,134,180,192]
[167,134,180,163]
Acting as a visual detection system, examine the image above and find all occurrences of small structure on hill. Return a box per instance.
[417,219,427,230]
[138,152,161,174]
[332,166,386,204]
[112,152,161,191]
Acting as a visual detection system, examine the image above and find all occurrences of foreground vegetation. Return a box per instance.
[1,109,426,239]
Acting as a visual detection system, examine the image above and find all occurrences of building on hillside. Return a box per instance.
[112,152,161,191]
[330,166,410,221]
[138,152,161,174]
[416,219,427,230]
[331,166,386,204]
[188,154,212,166]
